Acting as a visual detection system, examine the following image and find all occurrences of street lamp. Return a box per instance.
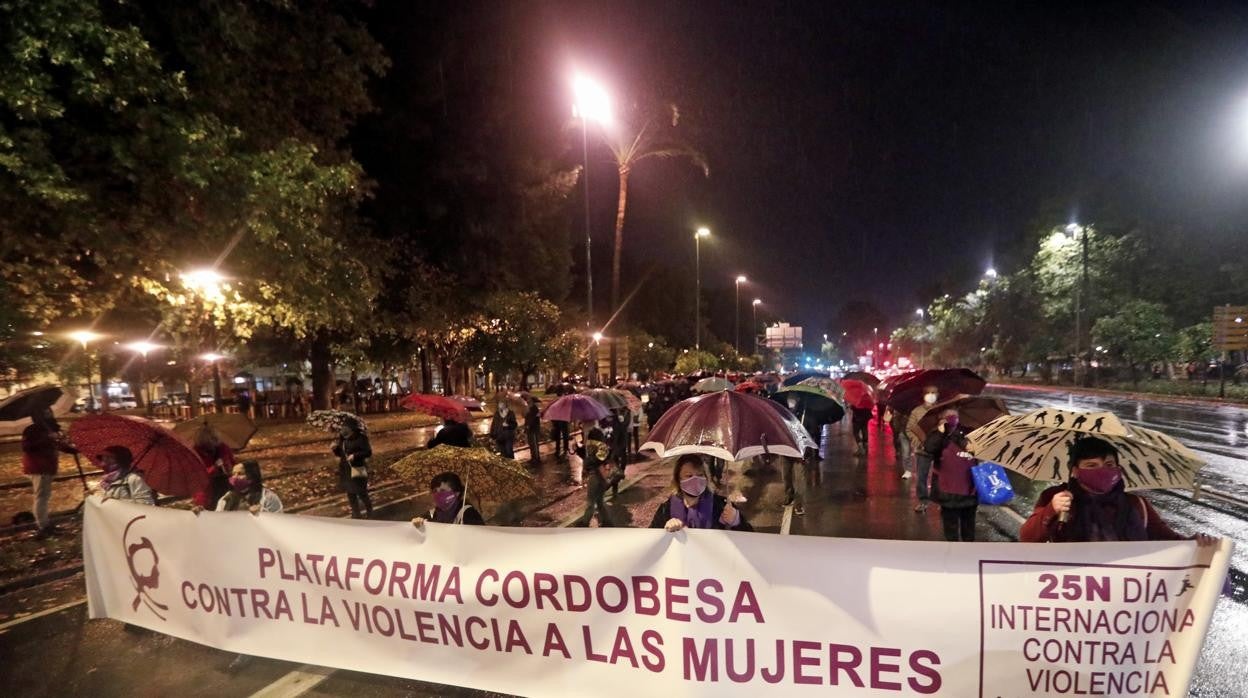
[125,341,161,415]
[985,267,998,280]
[752,298,762,354]
[1064,223,1091,386]
[694,227,711,353]
[180,268,225,299]
[572,73,611,386]
[915,308,927,368]
[68,330,104,411]
[200,352,225,408]
[734,275,747,355]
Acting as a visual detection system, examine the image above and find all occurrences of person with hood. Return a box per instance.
[411,472,484,526]
[21,407,76,538]
[97,446,155,505]
[650,454,753,532]
[332,417,373,519]
[191,426,234,512]
[427,417,472,448]
[489,399,518,459]
[610,410,631,467]
[575,456,620,527]
[850,404,873,456]
[524,397,542,466]
[214,460,282,514]
[1021,437,1216,545]
[912,387,940,512]
[922,408,978,541]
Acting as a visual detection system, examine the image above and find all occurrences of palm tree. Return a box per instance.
[602,104,708,380]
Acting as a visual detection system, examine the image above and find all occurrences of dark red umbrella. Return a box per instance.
[841,371,880,387]
[840,379,876,410]
[68,414,207,497]
[641,391,816,461]
[401,393,471,422]
[733,380,766,394]
[542,394,611,423]
[885,368,986,411]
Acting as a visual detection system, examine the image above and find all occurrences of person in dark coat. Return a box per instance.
[1021,437,1216,545]
[411,472,484,526]
[575,459,621,527]
[923,410,978,541]
[21,407,75,538]
[650,454,752,532]
[427,418,472,448]
[489,401,518,459]
[610,410,630,467]
[332,418,372,518]
[524,398,542,466]
[574,423,610,486]
[850,406,873,456]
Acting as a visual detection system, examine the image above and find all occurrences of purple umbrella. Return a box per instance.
[641,391,817,462]
[541,394,611,423]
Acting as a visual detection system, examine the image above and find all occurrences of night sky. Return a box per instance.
[374,1,1248,340]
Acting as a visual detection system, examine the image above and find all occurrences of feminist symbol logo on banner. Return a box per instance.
[123,515,169,621]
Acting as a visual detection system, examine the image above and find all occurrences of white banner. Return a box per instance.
[83,498,1231,696]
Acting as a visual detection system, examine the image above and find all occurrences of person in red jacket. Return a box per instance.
[1021,436,1215,545]
[21,408,76,538]
[190,426,234,512]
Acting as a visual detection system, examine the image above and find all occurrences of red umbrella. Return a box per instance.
[839,379,876,410]
[401,393,471,422]
[885,368,986,411]
[68,414,207,497]
[641,391,816,462]
[733,380,766,394]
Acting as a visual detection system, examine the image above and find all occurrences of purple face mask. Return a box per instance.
[944,415,959,430]
[228,476,252,493]
[680,475,708,497]
[433,490,459,511]
[1077,467,1122,495]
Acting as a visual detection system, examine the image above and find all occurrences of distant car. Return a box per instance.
[113,395,138,409]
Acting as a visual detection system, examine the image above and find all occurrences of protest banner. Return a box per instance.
[83,497,1230,696]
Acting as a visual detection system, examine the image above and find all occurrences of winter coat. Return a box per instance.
[333,431,372,493]
[426,502,484,525]
[21,423,70,476]
[489,410,517,440]
[428,420,472,448]
[924,427,978,506]
[192,443,235,509]
[1020,484,1183,543]
[103,469,155,505]
[217,487,283,513]
[649,492,753,532]
[524,403,542,434]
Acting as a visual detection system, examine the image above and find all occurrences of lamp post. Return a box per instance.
[68,330,103,411]
[734,275,747,355]
[201,352,224,409]
[572,74,610,386]
[915,308,926,368]
[1064,223,1090,386]
[695,227,710,353]
[124,341,161,416]
[751,299,761,354]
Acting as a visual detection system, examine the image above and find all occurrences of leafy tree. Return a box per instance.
[627,331,676,377]
[1173,322,1214,370]
[1092,301,1174,386]
[674,350,719,374]
[472,292,570,389]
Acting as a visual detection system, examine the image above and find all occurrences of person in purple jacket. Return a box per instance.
[922,409,978,541]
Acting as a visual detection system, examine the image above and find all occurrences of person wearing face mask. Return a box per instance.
[910,387,941,512]
[96,446,155,505]
[489,399,518,459]
[190,426,235,512]
[214,460,283,514]
[650,454,753,532]
[332,418,373,519]
[411,472,484,526]
[922,409,978,541]
[575,458,621,527]
[1020,437,1215,545]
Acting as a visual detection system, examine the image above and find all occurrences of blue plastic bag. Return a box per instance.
[971,461,1015,506]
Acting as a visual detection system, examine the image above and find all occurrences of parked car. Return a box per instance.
[113,395,139,409]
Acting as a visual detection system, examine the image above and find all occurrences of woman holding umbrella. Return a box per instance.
[923,409,979,542]
[411,472,485,526]
[650,455,753,532]
[190,426,235,512]
[1020,437,1214,545]
[332,417,373,519]
[97,446,155,506]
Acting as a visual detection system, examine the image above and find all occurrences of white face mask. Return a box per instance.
[923,393,938,405]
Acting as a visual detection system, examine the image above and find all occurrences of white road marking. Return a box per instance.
[781,504,794,535]
[247,664,335,698]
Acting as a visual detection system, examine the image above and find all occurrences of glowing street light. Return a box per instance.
[571,72,611,386]
[592,332,604,344]
[572,73,612,125]
[734,274,748,355]
[985,267,998,279]
[694,227,711,353]
[68,329,103,348]
[751,298,762,354]
[68,330,104,410]
[180,268,225,298]
[125,341,161,358]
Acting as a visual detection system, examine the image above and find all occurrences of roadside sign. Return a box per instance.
[1212,305,1248,351]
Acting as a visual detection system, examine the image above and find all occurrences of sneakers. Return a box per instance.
[794,505,805,516]
[901,471,912,480]
[913,502,928,513]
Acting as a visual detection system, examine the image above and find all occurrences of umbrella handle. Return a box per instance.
[1058,511,1069,524]
[72,452,90,494]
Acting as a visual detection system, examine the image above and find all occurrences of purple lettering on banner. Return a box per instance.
[505,619,532,654]
[533,572,563,611]
[760,639,786,684]
[870,646,903,690]
[695,579,724,623]
[641,630,666,673]
[828,643,865,687]
[666,578,691,621]
[465,616,489,650]
[793,640,821,685]
[258,548,275,577]
[597,576,628,613]
[908,650,942,694]
[345,557,364,591]
[363,559,386,595]
[476,568,499,607]
[729,581,764,623]
[682,637,718,681]
[725,638,755,682]
[542,622,571,659]
[415,610,436,643]
[503,571,530,608]
[583,625,609,662]
[632,576,660,616]
[565,575,591,612]
[609,627,638,668]
[181,581,195,609]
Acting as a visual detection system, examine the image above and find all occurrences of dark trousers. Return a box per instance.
[496,434,515,459]
[852,420,869,450]
[631,426,640,453]
[552,421,570,455]
[915,455,933,500]
[526,429,541,464]
[347,490,373,519]
[939,505,977,542]
[577,488,614,527]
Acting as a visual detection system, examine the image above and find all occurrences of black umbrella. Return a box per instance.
[0,385,70,422]
[841,371,880,387]
[781,370,831,387]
